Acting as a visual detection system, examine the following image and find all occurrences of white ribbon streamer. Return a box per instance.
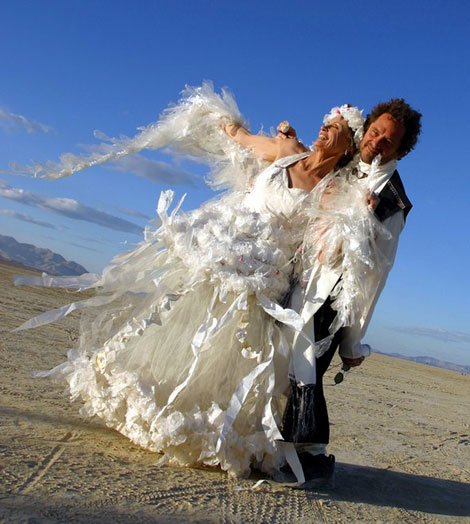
[156,290,249,420]
[14,272,101,289]
[216,335,275,453]
[256,293,304,332]
[13,294,118,332]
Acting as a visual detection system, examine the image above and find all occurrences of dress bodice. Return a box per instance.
[146,153,314,301]
[243,153,312,226]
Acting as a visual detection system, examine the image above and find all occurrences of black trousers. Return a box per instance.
[280,296,342,444]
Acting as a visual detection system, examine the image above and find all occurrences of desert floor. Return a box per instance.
[1,261,469,523]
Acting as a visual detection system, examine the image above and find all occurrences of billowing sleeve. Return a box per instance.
[338,210,405,359]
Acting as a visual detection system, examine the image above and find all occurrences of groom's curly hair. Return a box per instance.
[364,99,422,159]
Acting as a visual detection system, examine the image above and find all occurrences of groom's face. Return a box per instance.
[360,113,405,165]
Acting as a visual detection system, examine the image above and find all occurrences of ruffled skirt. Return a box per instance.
[24,191,306,478]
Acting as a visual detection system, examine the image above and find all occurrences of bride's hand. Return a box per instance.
[222,121,241,137]
[276,121,297,139]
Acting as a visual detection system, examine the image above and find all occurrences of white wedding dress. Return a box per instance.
[14,84,384,479]
[19,153,323,478]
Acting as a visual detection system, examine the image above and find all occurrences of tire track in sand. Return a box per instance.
[14,431,76,495]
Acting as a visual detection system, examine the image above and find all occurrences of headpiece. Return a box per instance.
[323,104,364,146]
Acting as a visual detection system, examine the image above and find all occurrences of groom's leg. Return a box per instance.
[281,297,341,444]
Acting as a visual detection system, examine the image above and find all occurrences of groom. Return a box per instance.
[280,98,422,487]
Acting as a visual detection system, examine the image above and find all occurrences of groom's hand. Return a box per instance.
[367,192,380,210]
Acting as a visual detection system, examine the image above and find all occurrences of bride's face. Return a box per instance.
[313,116,352,155]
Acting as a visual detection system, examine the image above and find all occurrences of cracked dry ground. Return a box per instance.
[1,262,469,523]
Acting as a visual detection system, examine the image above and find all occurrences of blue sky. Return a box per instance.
[1,1,469,365]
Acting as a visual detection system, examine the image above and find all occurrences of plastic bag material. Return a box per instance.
[299,156,394,338]
[8,82,267,193]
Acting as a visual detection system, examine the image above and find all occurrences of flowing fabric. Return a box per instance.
[8,82,266,193]
[14,84,388,479]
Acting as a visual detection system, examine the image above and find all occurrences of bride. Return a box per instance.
[14,83,376,481]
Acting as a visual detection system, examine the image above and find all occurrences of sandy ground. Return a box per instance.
[1,261,469,524]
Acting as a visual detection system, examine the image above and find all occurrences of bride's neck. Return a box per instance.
[305,149,341,179]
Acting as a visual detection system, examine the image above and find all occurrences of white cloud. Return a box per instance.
[389,325,470,344]
[64,241,102,253]
[73,234,110,245]
[0,108,51,134]
[111,154,198,187]
[43,235,102,253]
[113,205,151,220]
[0,208,60,230]
[0,181,142,235]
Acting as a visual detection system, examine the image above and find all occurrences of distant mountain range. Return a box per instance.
[0,234,88,276]
[374,350,470,374]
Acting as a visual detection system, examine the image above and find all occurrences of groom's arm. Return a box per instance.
[338,210,405,365]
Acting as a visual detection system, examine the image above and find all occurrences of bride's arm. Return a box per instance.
[223,123,280,161]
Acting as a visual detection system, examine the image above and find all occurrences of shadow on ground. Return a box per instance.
[325,462,470,517]
[2,407,469,520]
[0,494,199,524]
[0,406,110,434]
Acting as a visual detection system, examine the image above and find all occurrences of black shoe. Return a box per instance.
[297,453,335,490]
